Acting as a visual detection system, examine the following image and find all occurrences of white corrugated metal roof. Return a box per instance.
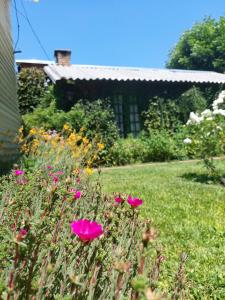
[16,59,55,65]
[44,64,225,84]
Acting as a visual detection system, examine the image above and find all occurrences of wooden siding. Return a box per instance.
[0,0,20,169]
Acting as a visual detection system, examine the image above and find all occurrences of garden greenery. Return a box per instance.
[0,135,188,299]
[184,90,225,174]
[23,92,119,152]
[17,68,46,114]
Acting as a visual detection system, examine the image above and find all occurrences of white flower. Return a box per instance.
[183,138,192,144]
[201,109,212,118]
[212,90,225,110]
[212,109,225,117]
[188,112,202,124]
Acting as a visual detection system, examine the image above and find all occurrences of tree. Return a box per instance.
[167,17,225,73]
[17,68,46,114]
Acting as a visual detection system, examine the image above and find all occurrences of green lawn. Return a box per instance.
[97,160,225,299]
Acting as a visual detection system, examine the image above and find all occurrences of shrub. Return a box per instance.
[23,94,119,156]
[178,87,207,123]
[17,68,46,114]
[18,125,103,172]
[141,130,187,162]
[0,162,188,299]
[143,97,179,132]
[108,136,147,166]
[184,91,225,174]
[143,87,207,131]
[107,129,187,166]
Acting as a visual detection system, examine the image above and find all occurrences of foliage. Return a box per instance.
[99,160,225,299]
[18,125,103,171]
[140,130,187,162]
[0,160,187,299]
[143,97,179,132]
[167,16,225,73]
[107,136,147,166]
[23,93,119,153]
[143,87,207,132]
[108,129,187,166]
[184,91,225,174]
[177,87,207,123]
[17,68,46,114]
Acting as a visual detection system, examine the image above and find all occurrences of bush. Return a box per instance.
[108,136,147,166]
[0,159,187,299]
[143,97,179,132]
[184,91,225,174]
[178,87,207,123]
[143,88,207,132]
[141,129,187,162]
[23,93,119,155]
[17,68,46,114]
[108,129,187,166]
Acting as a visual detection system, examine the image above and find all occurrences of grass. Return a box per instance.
[96,160,225,299]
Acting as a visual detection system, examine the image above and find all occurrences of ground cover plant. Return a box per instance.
[98,160,225,299]
[0,129,188,299]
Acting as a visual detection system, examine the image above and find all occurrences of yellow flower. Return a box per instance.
[29,128,37,136]
[82,137,89,144]
[63,123,71,131]
[85,167,94,176]
[97,143,105,150]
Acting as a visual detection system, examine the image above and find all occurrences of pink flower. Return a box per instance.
[76,177,81,184]
[19,228,28,237]
[47,165,53,170]
[71,219,103,242]
[115,197,123,204]
[73,190,81,200]
[127,195,143,208]
[14,169,24,176]
[53,176,59,183]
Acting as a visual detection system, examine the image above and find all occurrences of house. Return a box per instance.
[0,0,20,171]
[17,50,225,136]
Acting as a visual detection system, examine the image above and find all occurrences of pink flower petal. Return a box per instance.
[127,195,143,208]
[14,169,24,176]
[71,219,103,242]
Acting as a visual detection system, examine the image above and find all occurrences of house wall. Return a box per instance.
[54,79,221,136]
[0,0,20,171]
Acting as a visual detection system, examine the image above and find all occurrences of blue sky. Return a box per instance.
[12,0,225,68]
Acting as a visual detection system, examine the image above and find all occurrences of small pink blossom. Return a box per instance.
[115,197,123,204]
[19,228,28,237]
[73,190,81,200]
[127,195,143,208]
[71,219,103,242]
[53,176,59,183]
[76,177,81,184]
[47,165,53,170]
[14,169,24,176]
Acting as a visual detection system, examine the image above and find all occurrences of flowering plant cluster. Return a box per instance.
[18,124,104,173]
[184,91,225,174]
[0,163,187,299]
